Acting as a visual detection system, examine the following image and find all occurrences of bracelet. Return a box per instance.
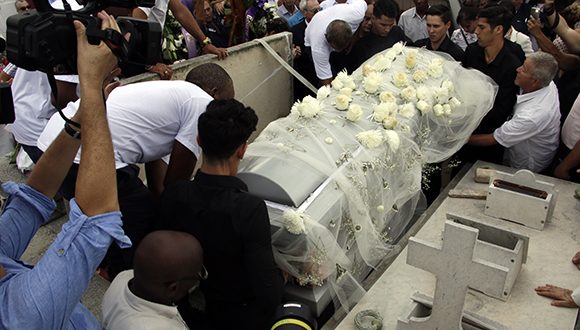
[544,6,555,16]
[201,37,212,47]
[64,122,81,140]
[551,12,560,30]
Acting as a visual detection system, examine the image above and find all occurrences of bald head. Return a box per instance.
[132,231,203,305]
[325,20,353,52]
[185,63,235,100]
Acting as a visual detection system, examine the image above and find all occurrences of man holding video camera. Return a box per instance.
[0,11,130,329]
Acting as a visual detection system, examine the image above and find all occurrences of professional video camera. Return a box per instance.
[5,0,162,75]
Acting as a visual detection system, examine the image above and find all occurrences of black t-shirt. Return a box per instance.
[160,170,284,330]
[413,36,465,62]
[347,26,410,72]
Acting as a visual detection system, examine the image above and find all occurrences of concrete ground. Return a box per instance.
[0,153,109,322]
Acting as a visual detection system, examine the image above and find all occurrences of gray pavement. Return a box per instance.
[0,153,109,323]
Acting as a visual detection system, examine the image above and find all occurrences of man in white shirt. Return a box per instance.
[277,0,299,22]
[37,63,234,279]
[304,0,367,85]
[102,230,204,330]
[398,0,429,42]
[468,52,560,173]
[320,0,352,10]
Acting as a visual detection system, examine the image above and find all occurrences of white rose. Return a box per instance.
[385,49,397,61]
[384,130,401,151]
[379,91,397,104]
[416,100,432,113]
[356,130,384,149]
[391,42,405,54]
[435,87,449,104]
[416,86,431,101]
[346,104,363,122]
[449,97,462,109]
[427,59,444,78]
[399,103,416,118]
[335,94,351,111]
[339,87,353,97]
[295,95,321,118]
[382,115,398,129]
[363,64,376,77]
[344,78,356,90]
[374,55,393,71]
[443,104,452,116]
[400,86,417,102]
[373,102,397,122]
[283,209,307,235]
[331,78,344,90]
[433,104,445,117]
[412,69,428,83]
[441,79,454,93]
[405,49,418,69]
[364,72,383,94]
[324,137,334,144]
[392,71,408,88]
[317,85,331,99]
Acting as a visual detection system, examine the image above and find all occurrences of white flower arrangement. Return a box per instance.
[416,86,431,101]
[441,79,454,93]
[405,49,418,69]
[379,91,397,104]
[382,116,398,129]
[416,100,432,113]
[283,209,308,235]
[412,69,428,83]
[427,58,444,78]
[317,85,331,100]
[331,77,344,90]
[356,130,384,149]
[292,95,321,118]
[384,130,401,151]
[335,94,352,111]
[433,104,445,117]
[449,96,461,109]
[339,88,353,97]
[333,71,356,90]
[373,55,393,72]
[399,103,416,118]
[392,71,408,88]
[364,72,383,94]
[434,87,449,104]
[373,102,397,122]
[391,42,405,55]
[400,86,417,102]
[443,103,452,116]
[346,104,363,122]
[362,64,376,77]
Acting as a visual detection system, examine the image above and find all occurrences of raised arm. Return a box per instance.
[544,0,580,53]
[527,17,580,71]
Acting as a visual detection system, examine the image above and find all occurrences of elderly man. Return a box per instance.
[468,52,560,173]
[304,0,367,85]
[414,4,464,61]
[161,99,285,329]
[37,63,234,279]
[0,12,130,329]
[398,0,429,42]
[102,231,204,329]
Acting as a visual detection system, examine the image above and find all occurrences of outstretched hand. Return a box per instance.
[526,17,543,37]
[535,284,577,308]
[204,44,228,60]
[572,251,580,270]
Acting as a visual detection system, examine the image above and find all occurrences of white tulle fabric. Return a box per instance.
[239,44,498,312]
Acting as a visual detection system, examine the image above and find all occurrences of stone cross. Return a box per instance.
[398,221,508,329]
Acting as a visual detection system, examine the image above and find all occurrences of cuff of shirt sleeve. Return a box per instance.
[492,129,509,148]
[572,287,580,307]
[55,199,132,255]
[2,182,56,223]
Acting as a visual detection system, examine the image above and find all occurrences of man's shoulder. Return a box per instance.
[413,38,429,47]
[400,7,415,18]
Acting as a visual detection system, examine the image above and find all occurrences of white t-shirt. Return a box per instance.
[320,0,353,10]
[37,80,212,169]
[304,0,366,80]
[493,82,561,172]
[102,270,189,330]
[11,69,78,146]
[140,0,170,29]
[562,94,580,150]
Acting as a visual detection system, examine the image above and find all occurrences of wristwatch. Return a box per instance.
[202,37,212,47]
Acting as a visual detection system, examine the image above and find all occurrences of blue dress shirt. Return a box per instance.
[0,182,131,329]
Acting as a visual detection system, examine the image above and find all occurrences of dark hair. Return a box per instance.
[373,0,399,19]
[267,17,290,35]
[325,20,353,51]
[426,4,453,24]
[456,6,478,24]
[198,99,258,160]
[477,5,512,34]
[185,63,232,95]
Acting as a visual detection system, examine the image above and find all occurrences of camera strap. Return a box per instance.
[86,27,130,62]
[47,73,81,129]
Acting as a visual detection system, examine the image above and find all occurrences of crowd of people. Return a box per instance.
[0,0,579,328]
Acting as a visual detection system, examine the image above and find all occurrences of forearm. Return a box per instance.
[170,0,207,42]
[75,87,119,216]
[145,159,168,196]
[555,140,580,178]
[547,12,580,53]
[532,29,580,71]
[468,133,497,146]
